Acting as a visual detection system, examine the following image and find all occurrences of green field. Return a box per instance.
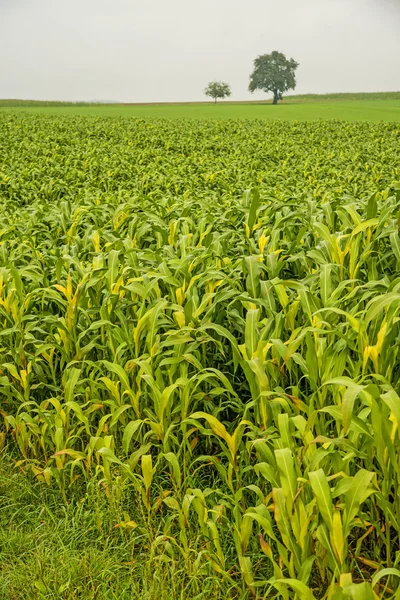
[2,97,400,122]
[1,111,400,599]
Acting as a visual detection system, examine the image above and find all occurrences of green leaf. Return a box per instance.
[309,469,334,531]
[122,420,143,454]
[64,368,81,404]
[343,469,375,536]
[270,578,317,600]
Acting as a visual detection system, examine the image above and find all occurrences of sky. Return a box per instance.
[1,0,399,103]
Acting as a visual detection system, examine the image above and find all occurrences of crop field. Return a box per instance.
[1,111,400,599]
[2,98,400,122]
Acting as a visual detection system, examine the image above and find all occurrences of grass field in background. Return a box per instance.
[2,91,400,106]
[284,91,400,103]
[1,97,400,122]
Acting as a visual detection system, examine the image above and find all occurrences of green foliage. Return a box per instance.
[1,112,400,598]
[249,51,299,103]
[204,81,232,103]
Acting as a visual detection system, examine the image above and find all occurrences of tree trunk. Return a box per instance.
[272,90,278,105]
[215,97,217,103]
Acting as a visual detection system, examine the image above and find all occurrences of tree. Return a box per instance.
[204,81,232,103]
[249,51,299,104]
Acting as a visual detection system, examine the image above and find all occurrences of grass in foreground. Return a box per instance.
[0,455,232,600]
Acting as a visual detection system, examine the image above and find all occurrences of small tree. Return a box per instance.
[204,81,232,103]
[249,51,299,104]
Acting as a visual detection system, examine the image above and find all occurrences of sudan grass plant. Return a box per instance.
[1,112,400,598]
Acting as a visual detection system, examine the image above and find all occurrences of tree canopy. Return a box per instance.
[204,81,232,103]
[249,51,299,104]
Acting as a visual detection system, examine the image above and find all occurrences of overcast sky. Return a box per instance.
[1,0,399,102]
